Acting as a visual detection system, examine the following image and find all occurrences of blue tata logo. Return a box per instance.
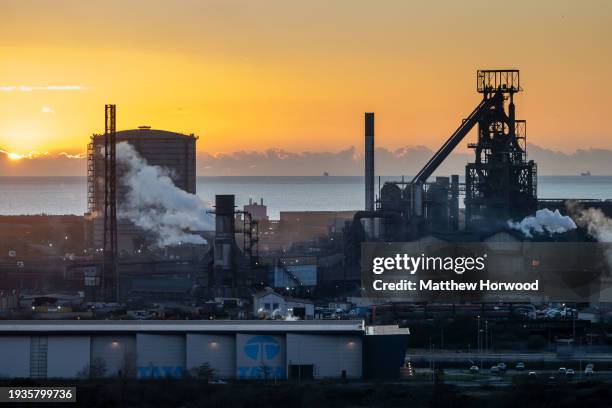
[244,336,280,361]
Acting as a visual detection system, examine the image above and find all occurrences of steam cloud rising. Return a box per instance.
[116,142,213,247]
[508,208,577,238]
[574,207,612,243]
[571,205,612,270]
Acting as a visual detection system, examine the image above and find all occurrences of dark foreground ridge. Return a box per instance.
[0,379,611,408]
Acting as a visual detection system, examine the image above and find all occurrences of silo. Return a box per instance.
[88,127,197,251]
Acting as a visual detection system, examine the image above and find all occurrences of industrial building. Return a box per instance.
[88,126,197,252]
[243,198,268,222]
[81,108,203,302]
[340,68,574,286]
[0,321,409,380]
[271,257,317,289]
[205,194,258,298]
[253,288,315,319]
[352,70,536,245]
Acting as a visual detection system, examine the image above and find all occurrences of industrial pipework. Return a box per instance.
[350,69,537,243]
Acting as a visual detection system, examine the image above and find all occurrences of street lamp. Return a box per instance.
[485,320,488,354]
[477,315,481,368]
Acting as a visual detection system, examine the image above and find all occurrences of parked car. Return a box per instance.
[490,366,500,374]
[558,367,567,375]
[585,368,594,376]
[566,369,575,377]
[497,363,507,371]
[469,365,479,374]
[528,371,537,377]
[515,362,525,371]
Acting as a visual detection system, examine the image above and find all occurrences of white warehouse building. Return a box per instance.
[253,289,315,319]
[0,321,409,380]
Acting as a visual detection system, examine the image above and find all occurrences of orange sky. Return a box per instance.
[1,0,611,157]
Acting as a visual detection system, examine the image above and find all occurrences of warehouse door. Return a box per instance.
[288,364,314,381]
[30,336,48,378]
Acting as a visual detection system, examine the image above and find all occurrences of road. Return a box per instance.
[407,348,612,365]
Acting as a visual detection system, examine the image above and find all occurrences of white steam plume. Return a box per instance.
[572,206,612,271]
[573,207,612,243]
[508,208,577,238]
[116,142,213,247]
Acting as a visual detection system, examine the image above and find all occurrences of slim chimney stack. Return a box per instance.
[365,113,375,213]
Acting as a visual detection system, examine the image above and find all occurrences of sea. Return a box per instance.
[1,176,611,219]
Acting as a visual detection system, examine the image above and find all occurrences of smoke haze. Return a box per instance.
[116,142,213,247]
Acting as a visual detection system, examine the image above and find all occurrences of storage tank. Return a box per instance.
[88,127,197,251]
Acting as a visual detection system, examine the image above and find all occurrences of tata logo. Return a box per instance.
[137,365,183,378]
[244,335,280,361]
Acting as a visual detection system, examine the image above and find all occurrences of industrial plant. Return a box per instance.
[354,70,535,243]
[2,69,612,382]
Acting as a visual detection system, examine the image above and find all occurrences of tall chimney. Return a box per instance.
[214,194,235,271]
[365,113,375,212]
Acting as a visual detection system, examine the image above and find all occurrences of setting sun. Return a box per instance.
[1,150,47,161]
[7,152,23,161]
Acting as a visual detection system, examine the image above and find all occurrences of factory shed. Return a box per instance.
[364,325,411,379]
[0,320,407,380]
[253,288,315,319]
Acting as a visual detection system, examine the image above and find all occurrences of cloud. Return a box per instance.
[527,145,612,176]
[0,149,85,176]
[0,149,85,161]
[196,145,470,176]
[195,144,612,176]
[58,152,86,159]
[0,149,48,160]
[2,143,612,177]
[41,106,54,113]
[0,85,88,92]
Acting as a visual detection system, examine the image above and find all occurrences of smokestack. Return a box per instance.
[365,113,375,212]
[215,195,235,236]
[214,195,236,271]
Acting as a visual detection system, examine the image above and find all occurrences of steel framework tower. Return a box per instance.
[394,70,536,233]
[465,70,537,228]
[103,104,118,301]
[242,212,259,268]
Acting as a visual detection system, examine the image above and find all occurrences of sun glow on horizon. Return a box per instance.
[0,150,53,161]
[7,152,23,161]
